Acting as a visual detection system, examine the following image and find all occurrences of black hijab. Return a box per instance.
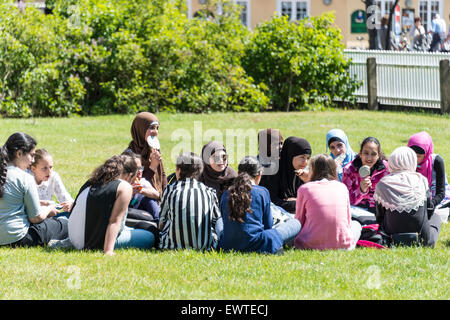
[278,137,312,199]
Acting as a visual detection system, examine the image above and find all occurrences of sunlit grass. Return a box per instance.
[0,110,449,299]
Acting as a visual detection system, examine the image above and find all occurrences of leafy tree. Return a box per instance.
[0,0,359,117]
[0,2,85,116]
[0,0,268,116]
[242,13,360,111]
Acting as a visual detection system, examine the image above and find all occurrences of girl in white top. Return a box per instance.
[30,149,74,212]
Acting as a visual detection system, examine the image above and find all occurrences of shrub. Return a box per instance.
[0,1,358,117]
[0,3,85,117]
[0,0,268,117]
[242,13,360,111]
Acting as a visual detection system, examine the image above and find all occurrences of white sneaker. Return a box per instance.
[47,238,73,249]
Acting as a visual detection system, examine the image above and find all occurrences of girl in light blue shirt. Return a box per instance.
[0,132,67,247]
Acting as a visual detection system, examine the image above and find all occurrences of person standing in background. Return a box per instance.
[440,14,450,52]
[429,13,446,52]
[410,17,426,51]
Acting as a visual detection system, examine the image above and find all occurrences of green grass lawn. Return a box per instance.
[0,110,449,300]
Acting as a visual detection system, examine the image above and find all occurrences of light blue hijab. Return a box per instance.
[326,129,356,180]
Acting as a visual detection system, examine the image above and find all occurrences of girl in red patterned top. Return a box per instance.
[342,137,390,214]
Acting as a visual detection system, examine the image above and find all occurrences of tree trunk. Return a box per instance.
[285,71,293,112]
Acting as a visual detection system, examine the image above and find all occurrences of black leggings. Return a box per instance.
[426,213,442,247]
[126,208,160,247]
[8,217,68,247]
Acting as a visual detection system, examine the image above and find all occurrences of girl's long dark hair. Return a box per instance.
[0,132,37,198]
[359,137,387,161]
[228,156,262,223]
[88,154,138,186]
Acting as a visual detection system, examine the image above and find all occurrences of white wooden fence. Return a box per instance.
[344,50,450,110]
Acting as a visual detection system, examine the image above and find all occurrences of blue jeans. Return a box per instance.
[55,211,70,219]
[115,226,155,249]
[274,218,301,246]
[215,216,301,247]
[215,217,224,240]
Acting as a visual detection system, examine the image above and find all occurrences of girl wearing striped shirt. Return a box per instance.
[159,152,222,250]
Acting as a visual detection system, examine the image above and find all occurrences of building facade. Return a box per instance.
[16,0,46,11]
[187,0,450,49]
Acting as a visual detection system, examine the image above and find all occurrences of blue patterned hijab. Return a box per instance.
[326,129,356,168]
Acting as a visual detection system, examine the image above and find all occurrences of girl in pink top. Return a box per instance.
[295,154,361,250]
[342,137,390,214]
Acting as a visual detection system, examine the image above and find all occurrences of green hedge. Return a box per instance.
[242,13,360,111]
[0,0,359,117]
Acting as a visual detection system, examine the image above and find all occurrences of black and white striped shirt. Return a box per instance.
[159,178,221,250]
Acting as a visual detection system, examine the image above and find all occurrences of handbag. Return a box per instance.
[390,232,420,246]
[389,207,425,247]
[126,208,160,247]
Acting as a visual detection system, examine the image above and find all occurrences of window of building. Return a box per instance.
[15,0,46,12]
[234,0,250,28]
[216,0,250,28]
[277,1,310,22]
[375,0,395,17]
[374,0,395,28]
[418,0,443,32]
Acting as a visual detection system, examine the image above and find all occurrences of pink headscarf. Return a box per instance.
[407,131,433,188]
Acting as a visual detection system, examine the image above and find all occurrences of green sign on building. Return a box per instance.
[351,10,367,34]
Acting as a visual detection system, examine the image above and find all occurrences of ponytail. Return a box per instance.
[0,132,37,198]
[228,172,253,223]
[228,156,263,223]
[0,146,8,198]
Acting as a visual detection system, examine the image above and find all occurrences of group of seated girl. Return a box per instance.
[0,112,447,255]
[0,133,68,247]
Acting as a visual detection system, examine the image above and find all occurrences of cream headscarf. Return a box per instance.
[374,146,429,213]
